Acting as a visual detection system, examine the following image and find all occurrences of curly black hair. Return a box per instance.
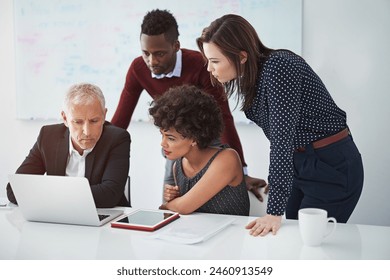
[141,9,179,43]
[149,85,224,149]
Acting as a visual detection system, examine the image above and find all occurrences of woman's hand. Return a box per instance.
[245,214,282,236]
[163,184,180,202]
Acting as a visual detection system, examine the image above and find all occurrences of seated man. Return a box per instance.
[149,85,249,216]
[6,83,131,208]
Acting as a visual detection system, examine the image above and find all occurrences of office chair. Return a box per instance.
[124,176,131,207]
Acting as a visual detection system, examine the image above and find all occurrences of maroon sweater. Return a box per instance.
[111,48,246,166]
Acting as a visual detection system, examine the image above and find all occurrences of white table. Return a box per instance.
[1,206,389,260]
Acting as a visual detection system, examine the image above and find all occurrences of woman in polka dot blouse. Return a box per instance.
[197,14,364,236]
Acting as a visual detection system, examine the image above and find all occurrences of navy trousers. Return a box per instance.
[286,135,364,223]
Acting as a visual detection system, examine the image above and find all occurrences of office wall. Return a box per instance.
[12,0,301,123]
[302,0,390,226]
[1,0,389,226]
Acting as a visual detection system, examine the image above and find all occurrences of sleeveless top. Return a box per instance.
[175,148,250,216]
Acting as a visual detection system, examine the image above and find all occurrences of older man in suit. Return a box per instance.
[7,83,131,208]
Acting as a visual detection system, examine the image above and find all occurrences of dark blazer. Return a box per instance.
[7,122,131,208]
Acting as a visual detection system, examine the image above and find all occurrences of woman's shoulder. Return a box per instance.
[211,148,241,167]
[265,50,305,66]
[262,50,306,76]
[208,148,243,187]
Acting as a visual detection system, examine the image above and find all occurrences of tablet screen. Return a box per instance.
[111,209,179,231]
[116,210,174,226]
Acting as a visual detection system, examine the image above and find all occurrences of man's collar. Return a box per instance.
[151,49,182,79]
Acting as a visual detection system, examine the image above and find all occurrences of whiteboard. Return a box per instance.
[13,0,302,123]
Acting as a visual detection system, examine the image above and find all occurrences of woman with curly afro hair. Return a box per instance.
[149,85,249,216]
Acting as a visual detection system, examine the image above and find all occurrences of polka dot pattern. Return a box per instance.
[245,50,346,216]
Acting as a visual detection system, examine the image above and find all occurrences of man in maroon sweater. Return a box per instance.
[111,9,268,201]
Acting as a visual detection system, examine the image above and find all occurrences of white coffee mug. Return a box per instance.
[298,208,337,247]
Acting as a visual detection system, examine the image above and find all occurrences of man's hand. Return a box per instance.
[245,175,269,202]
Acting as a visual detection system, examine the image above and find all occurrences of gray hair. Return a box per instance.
[63,83,106,113]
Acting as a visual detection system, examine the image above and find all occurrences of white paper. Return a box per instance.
[151,214,235,244]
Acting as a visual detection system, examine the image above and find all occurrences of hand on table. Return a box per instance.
[245,214,282,236]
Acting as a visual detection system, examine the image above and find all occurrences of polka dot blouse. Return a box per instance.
[245,50,347,216]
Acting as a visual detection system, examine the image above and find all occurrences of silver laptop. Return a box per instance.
[8,174,124,226]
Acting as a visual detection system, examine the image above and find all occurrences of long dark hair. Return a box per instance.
[197,14,273,110]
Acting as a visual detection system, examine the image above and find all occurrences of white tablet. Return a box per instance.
[111,209,180,231]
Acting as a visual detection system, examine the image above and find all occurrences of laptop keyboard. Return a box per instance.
[98,214,110,221]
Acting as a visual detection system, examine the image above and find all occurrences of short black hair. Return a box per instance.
[149,85,223,149]
[141,9,179,43]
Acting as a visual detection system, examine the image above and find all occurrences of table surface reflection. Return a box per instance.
[1,206,389,260]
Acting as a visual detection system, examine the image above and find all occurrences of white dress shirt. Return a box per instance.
[65,136,93,177]
[151,49,182,79]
